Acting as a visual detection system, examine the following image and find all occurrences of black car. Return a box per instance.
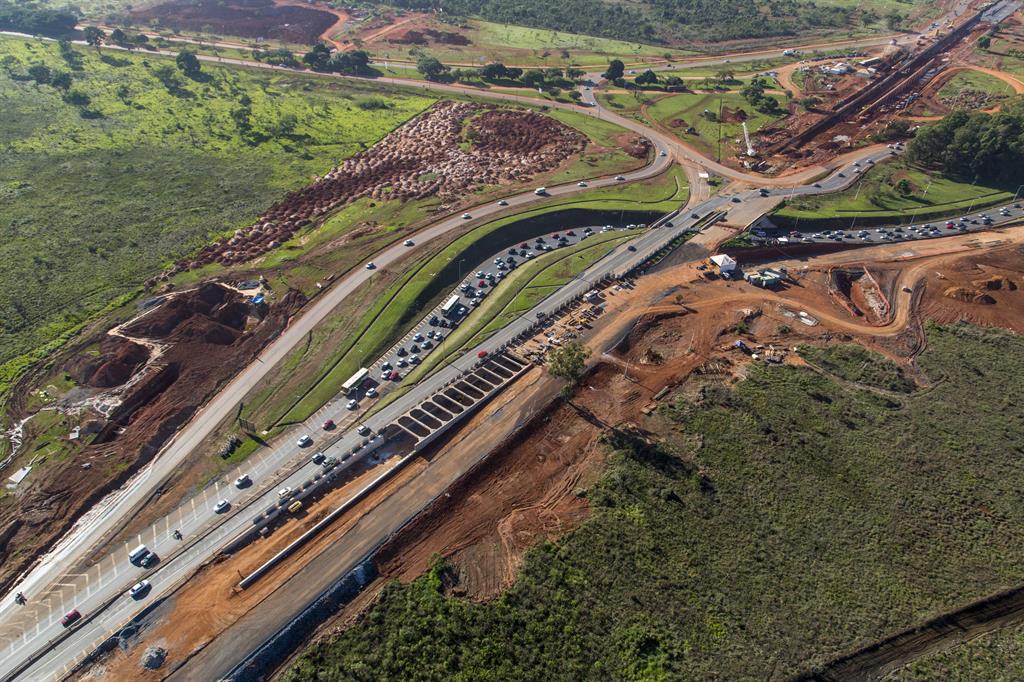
[140,552,158,568]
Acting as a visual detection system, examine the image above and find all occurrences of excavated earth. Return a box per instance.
[0,283,305,597]
[132,0,338,44]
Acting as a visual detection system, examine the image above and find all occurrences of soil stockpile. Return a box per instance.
[132,0,337,44]
[0,284,305,598]
[65,337,151,389]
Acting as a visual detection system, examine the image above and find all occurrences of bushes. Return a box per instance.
[284,324,1024,679]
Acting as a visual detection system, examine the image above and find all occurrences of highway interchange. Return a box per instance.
[0,13,1016,679]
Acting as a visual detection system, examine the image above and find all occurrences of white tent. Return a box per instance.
[709,254,737,274]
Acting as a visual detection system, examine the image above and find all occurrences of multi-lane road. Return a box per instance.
[0,16,1013,679]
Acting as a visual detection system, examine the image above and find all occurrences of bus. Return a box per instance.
[342,367,370,397]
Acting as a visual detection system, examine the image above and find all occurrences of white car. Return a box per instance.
[577,181,587,187]
[129,580,150,599]
[498,199,508,206]
[278,487,293,499]
[403,239,414,247]
[214,499,230,514]
[346,399,358,410]
[296,435,312,447]
[659,150,667,157]
[462,213,472,219]
[366,387,378,398]
[234,474,251,488]
[365,262,375,270]
[357,424,371,436]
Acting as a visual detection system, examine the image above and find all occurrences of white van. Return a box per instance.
[129,544,149,565]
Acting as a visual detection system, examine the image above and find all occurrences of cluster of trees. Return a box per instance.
[362,0,864,44]
[252,47,300,68]
[302,44,373,75]
[0,0,78,38]
[417,57,585,98]
[908,104,1024,184]
[740,76,783,115]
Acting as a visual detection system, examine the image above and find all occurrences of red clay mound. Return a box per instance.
[126,283,244,339]
[66,337,151,388]
[132,0,336,44]
[388,28,471,46]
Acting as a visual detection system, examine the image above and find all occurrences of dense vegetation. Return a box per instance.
[375,0,894,43]
[286,323,1024,680]
[0,0,77,38]
[908,101,1024,185]
[0,36,434,400]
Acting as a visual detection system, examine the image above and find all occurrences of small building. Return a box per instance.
[709,254,737,276]
[745,268,784,288]
[827,62,853,75]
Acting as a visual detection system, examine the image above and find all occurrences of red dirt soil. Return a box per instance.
[0,283,305,599]
[132,0,337,45]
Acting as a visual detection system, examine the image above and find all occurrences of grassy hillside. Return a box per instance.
[772,160,1014,228]
[286,323,1024,680]
[0,35,435,401]
[373,0,929,45]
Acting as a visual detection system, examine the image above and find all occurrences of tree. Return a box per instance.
[603,59,624,81]
[635,69,658,86]
[50,70,72,90]
[416,56,448,80]
[481,62,509,80]
[27,63,50,84]
[977,35,991,50]
[176,50,201,77]
[303,43,332,71]
[83,26,105,52]
[547,341,591,393]
[109,27,128,46]
[522,68,545,87]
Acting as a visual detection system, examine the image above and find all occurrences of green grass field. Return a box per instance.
[772,160,1015,228]
[0,35,436,405]
[936,69,1014,101]
[285,323,1024,680]
[238,165,686,431]
[645,90,787,158]
[362,16,688,68]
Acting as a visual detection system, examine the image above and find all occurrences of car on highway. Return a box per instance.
[346,398,358,409]
[477,350,488,359]
[140,551,158,568]
[577,181,587,187]
[296,435,313,447]
[404,239,414,246]
[627,245,637,251]
[462,213,472,219]
[311,451,326,465]
[214,499,231,514]
[365,262,375,270]
[278,487,294,499]
[534,187,547,195]
[366,386,378,398]
[129,580,151,599]
[357,424,371,436]
[614,175,625,181]
[660,150,667,157]
[235,473,251,488]
[498,199,509,206]
[322,419,335,430]
[61,610,82,628]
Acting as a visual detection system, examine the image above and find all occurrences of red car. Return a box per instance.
[322,419,335,431]
[566,231,576,237]
[478,280,487,288]
[61,610,81,628]
[477,350,488,359]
